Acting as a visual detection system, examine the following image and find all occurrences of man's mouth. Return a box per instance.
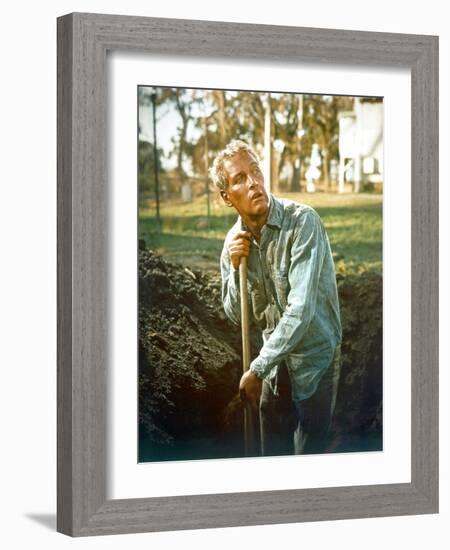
[250,192,264,201]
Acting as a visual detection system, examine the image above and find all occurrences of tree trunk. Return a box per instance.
[322,148,330,190]
[291,160,301,192]
[215,91,227,148]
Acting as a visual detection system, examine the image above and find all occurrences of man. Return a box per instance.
[210,139,342,456]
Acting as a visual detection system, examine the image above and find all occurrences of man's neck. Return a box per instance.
[241,212,268,242]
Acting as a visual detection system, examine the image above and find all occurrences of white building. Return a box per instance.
[338,98,383,193]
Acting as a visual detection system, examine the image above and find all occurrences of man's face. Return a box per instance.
[221,151,269,219]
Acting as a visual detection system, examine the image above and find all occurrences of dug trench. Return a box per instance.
[139,247,382,462]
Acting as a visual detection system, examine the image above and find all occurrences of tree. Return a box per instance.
[271,93,304,192]
[138,140,165,200]
[302,95,354,189]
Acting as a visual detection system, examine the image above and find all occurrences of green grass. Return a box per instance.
[139,192,382,274]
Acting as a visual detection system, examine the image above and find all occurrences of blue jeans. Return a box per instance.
[259,346,341,456]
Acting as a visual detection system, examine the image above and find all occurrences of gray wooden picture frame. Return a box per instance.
[57,12,438,537]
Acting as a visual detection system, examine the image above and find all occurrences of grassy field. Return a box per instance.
[139,192,382,274]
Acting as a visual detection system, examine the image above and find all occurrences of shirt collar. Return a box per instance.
[265,194,283,229]
[239,193,282,232]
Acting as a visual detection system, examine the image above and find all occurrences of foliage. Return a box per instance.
[138,86,370,199]
[138,139,165,197]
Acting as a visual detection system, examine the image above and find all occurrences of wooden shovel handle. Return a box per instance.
[239,256,256,455]
[239,257,251,372]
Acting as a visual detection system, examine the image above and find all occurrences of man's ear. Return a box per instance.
[220,190,233,207]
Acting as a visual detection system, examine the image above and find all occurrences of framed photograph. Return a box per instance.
[57,13,438,536]
[136,84,385,465]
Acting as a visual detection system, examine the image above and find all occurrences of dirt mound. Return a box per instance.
[139,249,252,459]
[332,272,383,451]
[139,249,382,460]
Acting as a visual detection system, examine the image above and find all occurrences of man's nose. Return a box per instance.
[247,174,257,188]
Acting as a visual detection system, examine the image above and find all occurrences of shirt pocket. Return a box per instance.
[274,273,289,310]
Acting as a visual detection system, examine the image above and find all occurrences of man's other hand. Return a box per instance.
[239,369,262,406]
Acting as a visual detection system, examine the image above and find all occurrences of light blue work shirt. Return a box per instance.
[220,194,342,401]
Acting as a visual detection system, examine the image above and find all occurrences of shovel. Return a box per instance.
[239,256,257,456]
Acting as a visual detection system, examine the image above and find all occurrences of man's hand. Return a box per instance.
[228,231,251,270]
[239,370,262,406]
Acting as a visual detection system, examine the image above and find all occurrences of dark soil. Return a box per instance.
[331,271,383,452]
[139,248,382,461]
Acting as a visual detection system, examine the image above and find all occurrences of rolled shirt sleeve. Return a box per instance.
[220,241,242,326]
[250,209,326,379]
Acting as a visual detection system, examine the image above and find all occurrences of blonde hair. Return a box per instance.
[209,139,260,191]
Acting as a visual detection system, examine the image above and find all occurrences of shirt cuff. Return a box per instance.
[250,356,271,379]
